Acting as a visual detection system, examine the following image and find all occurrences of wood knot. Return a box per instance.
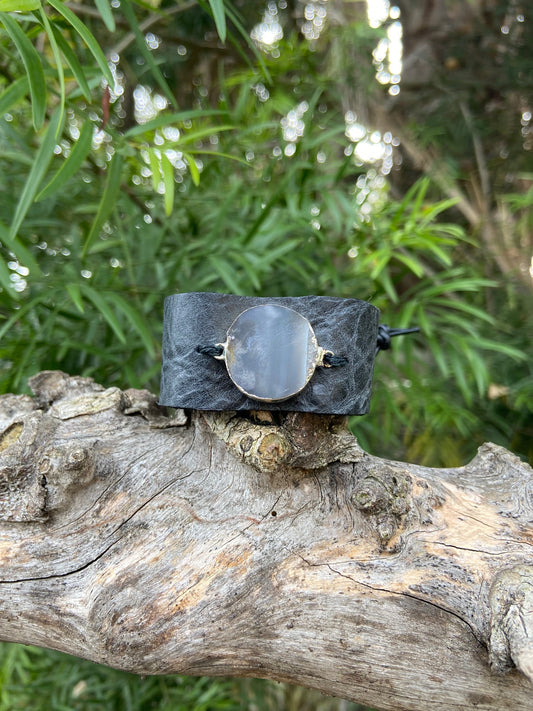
[257,432,290,468]
[67,447,89,469]
[352,463,414,549]
[201,411,363,474]
[38,442,98,511]
[489,565,533,683]
[352,479,388,513]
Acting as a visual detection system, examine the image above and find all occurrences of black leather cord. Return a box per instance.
[322,352,349,367]
[197,325,420,365]
[376,324,420,354]
[196,344,224,357]
[197,344,350,367]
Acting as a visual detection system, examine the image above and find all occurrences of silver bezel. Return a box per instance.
[215,305,333,402]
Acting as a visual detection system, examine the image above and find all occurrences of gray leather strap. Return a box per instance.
[159,292,380,415]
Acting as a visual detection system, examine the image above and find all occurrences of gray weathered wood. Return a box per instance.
[0,371,532,711]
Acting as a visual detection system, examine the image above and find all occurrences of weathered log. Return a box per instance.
[0,371,532,711]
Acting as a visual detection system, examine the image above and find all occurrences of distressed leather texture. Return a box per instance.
[160,292,380,415]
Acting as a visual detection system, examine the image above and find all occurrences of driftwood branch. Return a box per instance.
[0,372,532,710]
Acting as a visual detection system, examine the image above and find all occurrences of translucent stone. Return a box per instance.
[225,304,320,402]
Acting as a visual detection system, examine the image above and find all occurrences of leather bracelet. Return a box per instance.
[160,292,381,415]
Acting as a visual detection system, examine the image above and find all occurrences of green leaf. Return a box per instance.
[82,151,124,258]
[474,338,527,360]
[52,25,91,101]
[228,252,261,291]
[146,147,160,192]
[423,241,453,266]
[231,76,252,121]
[253,238,301,267]
[188,149,250,166]
[0,293,45,341]
[0,220,40,275]
[416,306,433,336]
[183,152,200,187]
[421,277,496,299]
[394,251,425,278]
[406,177,429,228]
[437,298,495,324]
[207,0,226,42]
[0,75,28,115]
[0,253,16,297]
[124,109,225,138]
[397,299,418,328]
[377,267,398,303]
[441,312,482,336]
[46,0,114,88]
[105,293,156,357]
[9,107,63,240]
[0,12,46,130]
[36,120,93,200]
[0,0,40,12]
[207,255,243,294]
[65,283,84,313]
[389,182,417,230]
[78,284,126,343]
[94,0,115,32]
[121,0,177,109]
[462,347,489,397]
[172,124,235,146]
[221,2,270,82]
[79,238,121,254]
[419,198,461,228]
[368,251,390,280]
[160,153,175,216]
[0,150,33,166]
[39,6,64,116]
[427,334,449,376]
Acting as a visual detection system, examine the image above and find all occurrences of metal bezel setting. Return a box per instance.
[214,304,332,403]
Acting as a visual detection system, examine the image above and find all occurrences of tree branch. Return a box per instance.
[0,371,532,711]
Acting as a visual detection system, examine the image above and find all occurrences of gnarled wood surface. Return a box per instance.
[0,371,532,711]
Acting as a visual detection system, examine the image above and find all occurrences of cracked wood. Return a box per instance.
[0,371,532,711]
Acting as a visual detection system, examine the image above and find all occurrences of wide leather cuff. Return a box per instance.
[160,292,380,415]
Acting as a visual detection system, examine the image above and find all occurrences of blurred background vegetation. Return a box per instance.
[0,0,531,708]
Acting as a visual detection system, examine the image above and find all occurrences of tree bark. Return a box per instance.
[0,371,532,711]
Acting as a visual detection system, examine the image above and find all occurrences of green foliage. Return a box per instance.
[339,179,529,464]
[0,643,238,710]
[0,0,530,464]
[207,0,227,43]
[46,0,114,88]
[0,643,372,711]
[0,10,46,129]
[0,0,532,708]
